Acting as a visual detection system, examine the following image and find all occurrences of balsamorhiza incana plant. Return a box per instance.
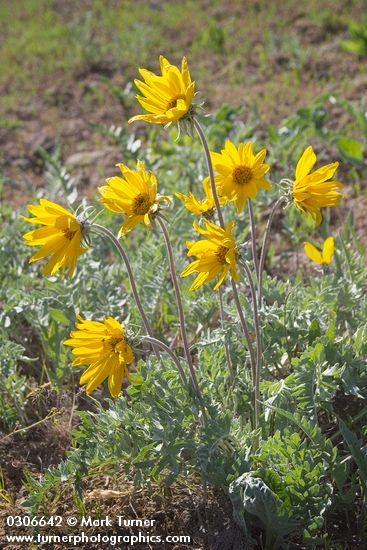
[21,54,345,543]
[22,54,344,421]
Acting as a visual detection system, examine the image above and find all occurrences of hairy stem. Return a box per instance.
[91,224,158,356]
[240,262,262,428]
[258,197,285,306]
[218,286,235,384]
[231,279,256,386]
[193,118,225,227]
[141,336,188,387]
[248,200,259,283]
[156,216,202,400]
[193,117,256,381]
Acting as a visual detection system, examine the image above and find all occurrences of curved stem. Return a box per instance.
[193,117,256,380]
[258,197,285,306]
[156,216,202,400]
[240,262,262,428]
[193,118,225,227]
[231,279,256,385]
[141,336,188,387]
[91,224,159,356]
[248,200,259,283]
[218,286,235,384]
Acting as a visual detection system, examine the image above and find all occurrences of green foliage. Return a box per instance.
[0,340,29,430]
[1,96,367,547]
[193,20,226,54]
[230,472,296,549]
[252,426,336,544]
[339,420,367,492]
[341,21,367,57]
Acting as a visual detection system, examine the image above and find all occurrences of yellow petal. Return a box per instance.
[295,146,317,181]
[322,236,334,264]
[304,242,323,264]
[107,364,125,398]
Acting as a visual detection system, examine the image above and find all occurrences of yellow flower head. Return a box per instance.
[181,220,239,291]
[128,55,195,125]
[210,140,271,213]
[304,236,334,265]
[175,178,227,217]
[22,199,87,279]
[98,160,171,237]
[64,314,134,398]
[292,146,343,225]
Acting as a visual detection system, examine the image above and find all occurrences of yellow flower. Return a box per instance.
[99,160,171,237]
[210,140,271,213]
[175,178,227,216]
[181,220,239,290]
[128,55,195,125]
[22,199,87,279]
[292,146,343,225]
[64,314,134,398]
[304,236,334,265]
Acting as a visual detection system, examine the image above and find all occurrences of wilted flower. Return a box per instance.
[210,140,271,213]
[64,314,134,398]
[22,199,88,279]
[292,146,343,225]
[304,236,334,265]
[128,55,195,125]
[181,220,239,290]
[99,161,171,237]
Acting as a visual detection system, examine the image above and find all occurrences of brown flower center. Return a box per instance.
[109,337,124,353]
[132,193,152,215]
[232,165,253,186]
[63,229,76,240]
[216,245,229,264]
[167,94,185,110]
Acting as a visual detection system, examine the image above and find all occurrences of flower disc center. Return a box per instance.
[108,336,124,353]
[63,229,77,241]
[132,193,152,215]
[216,245,229,264]
[167,94,185,110]
[233,165,253,186]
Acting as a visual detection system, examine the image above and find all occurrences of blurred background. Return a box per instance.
[1,0,366,209]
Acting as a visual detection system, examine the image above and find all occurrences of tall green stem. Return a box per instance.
[91,224,158,356]
[230,279,256,384]
[218,285,235,384]
[258,197,285,306]
[240,261,261,428]
[156,216,202,401]
[193,119,225,227]
[248,200,259,283]
[193,117,256,380]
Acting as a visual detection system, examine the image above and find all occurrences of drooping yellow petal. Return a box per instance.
[22,199,87,279]
[322,236,334,264]
[292,147,343,225]
[108,364,126,398]
[180,220,238,291]
[65,315,135,398]
[304,242,324,264]
[128,56,195,125]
